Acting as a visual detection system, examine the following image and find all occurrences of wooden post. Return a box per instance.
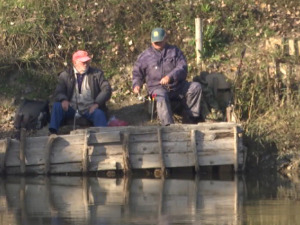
[274,60,280,105]
[195,17,203,69]
[0,138,10,174]
[82,130,90,174]
[157,128,166,176]
[233,126,239,172]
[191,130,200,173]
[286,64,292,105]
[19,128,26,174]
[44,134,58,174]
[122,132,131,175]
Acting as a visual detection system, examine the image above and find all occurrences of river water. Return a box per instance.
[0,172,299,225]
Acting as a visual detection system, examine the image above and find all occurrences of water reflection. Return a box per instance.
[0,173,299,225]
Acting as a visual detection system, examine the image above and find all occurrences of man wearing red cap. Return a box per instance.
[49,50,112,134]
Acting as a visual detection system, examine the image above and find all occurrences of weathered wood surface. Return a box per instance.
[1,176,243,225]
[0,123,246,174]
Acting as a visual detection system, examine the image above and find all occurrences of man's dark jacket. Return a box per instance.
[53,67,112,112]
[132,44,188,93]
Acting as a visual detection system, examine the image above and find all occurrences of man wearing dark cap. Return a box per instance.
[49,50,112,134]
[132,28,202,125]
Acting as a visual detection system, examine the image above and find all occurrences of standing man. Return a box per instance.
[132,28,202,125]
[49,50,112,134]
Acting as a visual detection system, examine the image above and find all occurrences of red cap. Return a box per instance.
[72,50,91,62]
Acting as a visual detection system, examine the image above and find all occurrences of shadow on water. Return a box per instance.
[0,172,300,225]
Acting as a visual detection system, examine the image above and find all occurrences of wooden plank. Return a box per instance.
[198,150,235,165]
[20,136,48,166]
[5,141,83,167]
[84,122,240,133]
[19,129,26,174]
[90,138,234,156]
[0,138,10,173]
[6,135,85,166]
[129,131,190,142]
[89,152,195,170]
[191,130,199,173]
[199,138,234,151]
[88,131,121,144]
[203,132,233,141]
[89,155,123,171]
[129,141,190,154]
[128,138,233,155]
[50,137,83,164]
[129,153,195,169]
[90,144,123,156]
[97,130,232,143]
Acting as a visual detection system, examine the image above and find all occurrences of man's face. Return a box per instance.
[73,60,90,74]
[152,40,166,51]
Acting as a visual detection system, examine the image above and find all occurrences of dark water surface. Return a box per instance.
[0,173,299,225]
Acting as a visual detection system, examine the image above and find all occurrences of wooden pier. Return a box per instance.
[0,122,246,175]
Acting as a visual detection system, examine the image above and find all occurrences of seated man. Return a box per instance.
[132,27,202,125]
[49,50,112,134]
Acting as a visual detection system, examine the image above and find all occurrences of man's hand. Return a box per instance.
[160,76,170,85]
[61,100,70,111]
[89,103,99,114]
[133,86,140,94]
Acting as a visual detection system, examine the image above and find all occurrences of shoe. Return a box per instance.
[48,128,57,135]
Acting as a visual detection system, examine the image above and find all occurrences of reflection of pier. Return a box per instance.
[0,176,243,224]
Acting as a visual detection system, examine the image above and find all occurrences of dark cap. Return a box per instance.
[151,28,166,42]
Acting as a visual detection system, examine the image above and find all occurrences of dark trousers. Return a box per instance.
[49,102,107,132]
[151,81,202,125]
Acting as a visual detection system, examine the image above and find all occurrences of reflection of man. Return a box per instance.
[132,28,202,125]
[49,50,112,134]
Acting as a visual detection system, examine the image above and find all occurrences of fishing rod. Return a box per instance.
[73,83,81,130]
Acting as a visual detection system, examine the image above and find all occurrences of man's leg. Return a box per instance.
[152,87,174,126]
[49,102,75,133]
[84,109,107,127]
[180,82,202,119]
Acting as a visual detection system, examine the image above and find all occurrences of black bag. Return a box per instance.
[14,99,50,130]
